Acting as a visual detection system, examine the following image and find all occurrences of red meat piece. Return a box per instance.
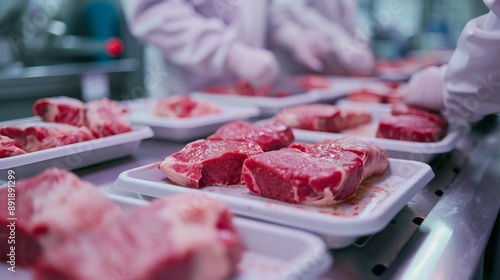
[242,148,364,205]
[0,123,95,153]
[376,115,445,142]
[313,138,388,180]
[33,97,86,127]
[35,195,243,280]
[0,135,27,158]
[208,121,294,152]
[0,168,122,266]
[391,104,447,128]
[273,104,372,133]
[160,140,263,188]
[85,98,131,138]
[152,96,222,118]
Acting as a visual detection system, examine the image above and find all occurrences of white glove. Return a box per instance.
[274,24,330,72]
[226,43,280,87]
[403,66,445,110]
[330,37,375,75]
[290,32,331,72]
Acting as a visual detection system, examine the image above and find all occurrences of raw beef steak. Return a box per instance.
[273,104,371,133]
[152,96,222,118]
[0,168,122,266]
[377,115,445,142]
[35,195,243,280]
[315,138,388,180]
[85,98,131,138]
[160,140,263,188]
[242,148,364,205]
[0,135,27,158]
[391,104,447,128]
[208,121,294,151]
[0,123,95,152]
[33,97,86,127]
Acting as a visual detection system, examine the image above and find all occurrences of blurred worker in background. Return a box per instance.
[271,0,375,76]
[121,0,280,95]
[404,0,500,123]
[121,0,374,95]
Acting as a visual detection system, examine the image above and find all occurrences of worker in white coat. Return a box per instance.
[271,0,375,76]
[404,0,500,123]
[122,0,374,95]
[121,0,282,95]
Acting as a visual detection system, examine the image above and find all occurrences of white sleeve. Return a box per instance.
[120,0,238,75]
[443,10,500,122]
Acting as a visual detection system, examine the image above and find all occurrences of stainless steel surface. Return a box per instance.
[4,116,499,280]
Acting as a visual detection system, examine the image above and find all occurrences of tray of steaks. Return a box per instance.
[115,121,435,248]
[269,103,468,162]
[125,96,260,141]
[0,168,331,280]
[0,97,153,180]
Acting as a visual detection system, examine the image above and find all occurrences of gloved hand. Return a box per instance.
[403,66,445,111]
[330,37,375,75]
[274,25,330,72]
[226,43,280,87]
[289,32,331,72]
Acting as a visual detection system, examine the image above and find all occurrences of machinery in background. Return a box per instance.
[0,0,145,121]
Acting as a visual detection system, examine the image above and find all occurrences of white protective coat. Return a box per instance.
[443,0,500,121]
[406,0,500,122]
[272,0,374,75]
[121,0,271,95]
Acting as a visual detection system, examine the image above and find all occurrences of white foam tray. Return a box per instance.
[0,193,331,280]
[314,77,379,102]
[193,91,321,116]
[0,117,153,180]
[115,159,434,248]
[336,98,392,114]
[126,99,260,141]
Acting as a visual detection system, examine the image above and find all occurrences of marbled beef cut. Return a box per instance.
[160,140,263,188]
[377,115,445,142]
[0,135,27,158]
[33,97,86,127]
[152,96,221,118]
[85,98,131,138]
[208,121,294,151]
[314,138,389,180]
[35,195,243,280]
[391,104,447,128]
[0,123,95,153]
[242,148,364,205]
[0,168,122,266]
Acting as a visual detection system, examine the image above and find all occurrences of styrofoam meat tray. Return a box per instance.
[0,193,331,280]
[0,117,153,180]
[192,91,321,116]
[314,77,379,102]
[115,159,434,248]
[126,99,260,141]
[335,98,392,114]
